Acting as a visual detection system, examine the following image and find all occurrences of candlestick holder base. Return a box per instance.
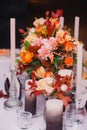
[3,65,23,111]
[4,99,23,111]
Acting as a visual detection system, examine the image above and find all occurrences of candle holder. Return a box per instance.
[4,65,23,111]
[45,99,63,130]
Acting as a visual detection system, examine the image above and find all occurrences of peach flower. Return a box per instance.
[35,66,46,78]
[36,77,54,95]
[65,42,74,51]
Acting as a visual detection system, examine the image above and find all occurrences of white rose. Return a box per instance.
[61,84,68,92]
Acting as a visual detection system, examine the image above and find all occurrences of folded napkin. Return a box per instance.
[0,73,21,99]
[0,49,10,56]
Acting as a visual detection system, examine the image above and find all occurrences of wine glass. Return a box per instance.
[75,98,87,124]
[64,103,75,128]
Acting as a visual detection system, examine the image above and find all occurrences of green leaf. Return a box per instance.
[73,53,77,64]
[53,56,63,74]
[26,67,33,77]
[52,29,56,37]
[42,26,47,37]
[16,59,20,63]
[31,59,41,66]
[26,67,33,71]
[24,41,31,50]
[82,62,86,67]
[53,56,63,69]
[42,25,47,30]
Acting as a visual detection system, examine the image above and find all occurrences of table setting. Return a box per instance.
[0,9,87,130]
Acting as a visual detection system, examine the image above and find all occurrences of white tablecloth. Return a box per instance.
[0,98,46,130]
[0,98,87,130]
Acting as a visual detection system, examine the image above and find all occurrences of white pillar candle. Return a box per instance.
[46,99,63,118]
[46,99,63,130]
[76,43,83,97]
[10,18,16,67]
[74,16,80,40]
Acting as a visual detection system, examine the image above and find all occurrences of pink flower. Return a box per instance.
[48,37,58,49]
[38,38,53,60]
[32,37,43,46]
[37,37,58,60]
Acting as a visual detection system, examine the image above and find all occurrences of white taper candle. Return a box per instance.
[74,16,80,40]
[10,18,16,67]
[60,16,64,30]
[74,16,83,96]
[76,43,83,97]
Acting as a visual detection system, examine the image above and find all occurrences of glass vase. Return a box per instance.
[25,79,46,117]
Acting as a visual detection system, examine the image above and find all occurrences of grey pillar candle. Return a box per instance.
[46,99,63,130]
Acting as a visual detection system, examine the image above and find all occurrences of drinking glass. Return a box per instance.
[17,110,32,129]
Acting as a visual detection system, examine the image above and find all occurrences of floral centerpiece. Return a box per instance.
[17,9,79,106]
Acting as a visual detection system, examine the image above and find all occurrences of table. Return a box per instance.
[0,98,46,130]
[0,50,87,130]
[0,52,46,130]
[0,98,87,130]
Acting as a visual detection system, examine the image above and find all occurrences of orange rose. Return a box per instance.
[64,57,73,66]
[65,42,74,51]
[20,49,33,64]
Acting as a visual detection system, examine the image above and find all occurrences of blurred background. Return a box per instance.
[0,0,87,49]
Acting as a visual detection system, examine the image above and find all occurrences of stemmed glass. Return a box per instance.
[64,103,75,128]
[75,97,87,124]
